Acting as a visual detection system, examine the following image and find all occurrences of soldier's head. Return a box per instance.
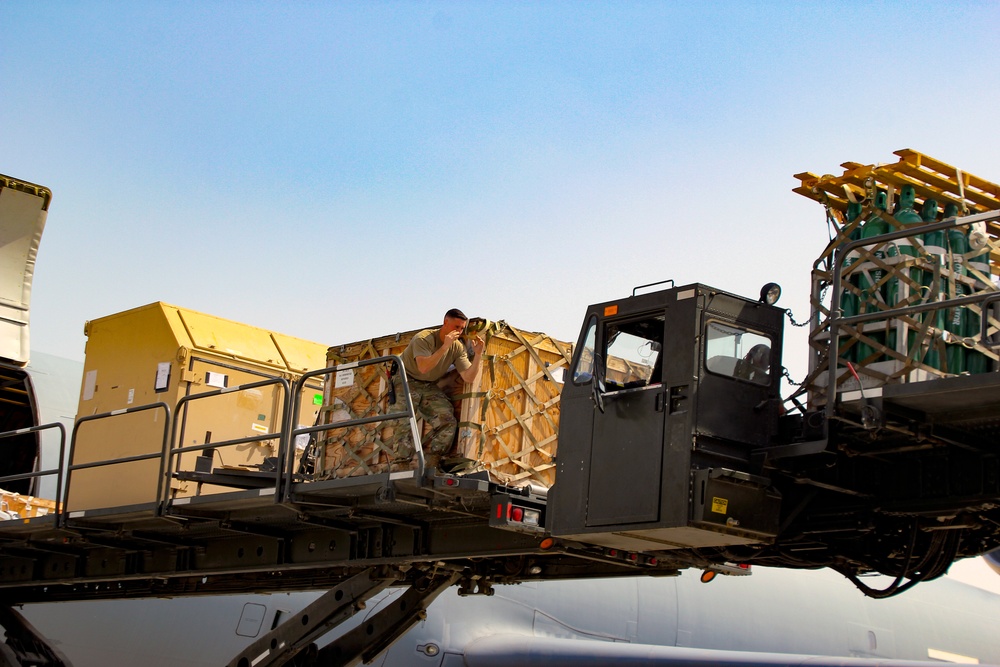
[441,308,468,339]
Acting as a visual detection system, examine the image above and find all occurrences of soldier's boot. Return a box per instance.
[391,457,416,472]
[423,454,441,471]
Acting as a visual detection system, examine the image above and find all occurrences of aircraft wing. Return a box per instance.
[462,635,995,667]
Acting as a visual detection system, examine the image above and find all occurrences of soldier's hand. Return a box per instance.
[471,334,485,355]
[443,329,463,346]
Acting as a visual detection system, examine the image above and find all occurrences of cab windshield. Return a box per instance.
[704,321,772,386]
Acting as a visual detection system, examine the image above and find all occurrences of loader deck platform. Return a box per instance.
[0,433,683,610]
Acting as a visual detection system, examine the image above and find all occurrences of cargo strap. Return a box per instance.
[508,326,572,388]
[472,318,504,384]
[456,419,486,459]
[956,169,969,215]
[454,322,567,486]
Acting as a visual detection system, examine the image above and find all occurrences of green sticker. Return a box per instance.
[258,414,266,421]
[313,393,323,406]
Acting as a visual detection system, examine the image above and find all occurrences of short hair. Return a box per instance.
[444,308,467,321]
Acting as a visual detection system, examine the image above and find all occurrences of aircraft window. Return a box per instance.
[572,316,598,383]
[235,602,267,637]
[603,316,664,390]
[704,321,772,386]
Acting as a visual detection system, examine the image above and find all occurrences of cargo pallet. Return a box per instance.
[791,150,1000,404]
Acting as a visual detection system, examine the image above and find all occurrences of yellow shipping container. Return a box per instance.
[69,303,328,512]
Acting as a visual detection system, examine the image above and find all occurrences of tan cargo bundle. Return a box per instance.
[319,320,572,488]
[0,489,58,519]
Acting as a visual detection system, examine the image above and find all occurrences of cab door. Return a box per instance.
[585,314,666,527]
[698,319,779,448]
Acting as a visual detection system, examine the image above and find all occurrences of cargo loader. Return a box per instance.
[3,150,1000,664]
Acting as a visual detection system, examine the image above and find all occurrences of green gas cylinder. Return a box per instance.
[886,185,927,365]
[945,203,968,374]
[966,221,991,373]
[856,191,890,364]
[920,199,945,370]
[839,202,864,362]
[841,202,865,318]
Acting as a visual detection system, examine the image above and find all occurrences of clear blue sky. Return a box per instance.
[5,1,1000,364]
[3,0,1000,590]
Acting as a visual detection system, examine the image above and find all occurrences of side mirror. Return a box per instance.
[592,355,606,413]
[593,379,605,413]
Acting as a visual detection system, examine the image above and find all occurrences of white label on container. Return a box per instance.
[83,370,97,401]
[127,388,135,405]
[676,289,696,300]
[206,371,228,388]
[155,362,171,391]
[335,368,355,389]
[294,433,310,451]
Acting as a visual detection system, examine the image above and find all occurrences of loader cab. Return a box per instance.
[550,282,785,552]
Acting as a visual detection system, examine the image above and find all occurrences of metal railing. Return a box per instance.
[162,376,291,508]
[64,402,172,519]
[0,422,67,527]
[0,356,425,524]
[284,355,423,502]
[825,209,1000,417]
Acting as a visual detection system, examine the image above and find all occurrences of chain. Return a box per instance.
[784,308,810,328]
[780,366,805,387]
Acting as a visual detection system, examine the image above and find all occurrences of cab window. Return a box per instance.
[603,316,664,390]
[572,316,597,383]
[704,321,772,386]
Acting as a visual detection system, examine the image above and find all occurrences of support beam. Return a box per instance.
[224,567,461,667]
[311,571,460,666]
[225,568,395,667]
[0,604,74,666]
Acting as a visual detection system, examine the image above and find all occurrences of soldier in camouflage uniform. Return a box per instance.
[389,309,484,469]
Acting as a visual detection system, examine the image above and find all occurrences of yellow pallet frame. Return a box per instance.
[795,148,1000,263]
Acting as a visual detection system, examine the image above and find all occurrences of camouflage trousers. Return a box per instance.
[388,375,457,460]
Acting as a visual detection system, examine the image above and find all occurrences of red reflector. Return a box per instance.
[512,507,524,522]
[739,564,750,570]
[608,549,618,557]
[496,504,503,519]
[446,478,456,486]
[648,557,658,566]
[628,553,638,562]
